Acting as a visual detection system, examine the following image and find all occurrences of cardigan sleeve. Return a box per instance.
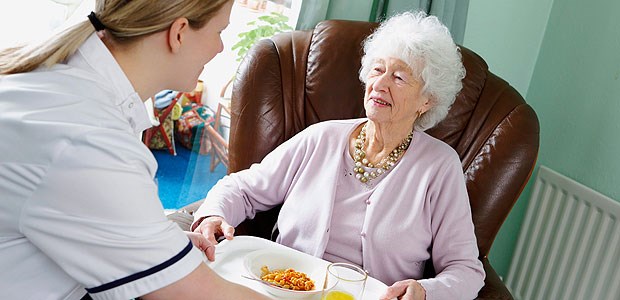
[193,126,315,228]
[417,153,485,300]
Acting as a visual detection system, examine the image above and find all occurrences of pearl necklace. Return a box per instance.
[352,123,414,184]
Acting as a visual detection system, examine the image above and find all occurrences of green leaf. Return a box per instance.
[231,11,293,62]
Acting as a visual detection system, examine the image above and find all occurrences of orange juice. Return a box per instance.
[322,290,356,300]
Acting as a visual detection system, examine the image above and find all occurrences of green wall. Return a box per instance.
[529,0,620,193]
[526,0,620,219]
[462,0,554,279]
[463,0,554,96]
[464,0,620,281]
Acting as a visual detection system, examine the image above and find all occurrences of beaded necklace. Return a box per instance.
[352,123,414,184]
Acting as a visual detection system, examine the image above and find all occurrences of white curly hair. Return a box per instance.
[359,11,466,131]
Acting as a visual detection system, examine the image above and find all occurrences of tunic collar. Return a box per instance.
[68,33,152,135]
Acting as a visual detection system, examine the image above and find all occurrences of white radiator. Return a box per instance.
[506,166,620,300]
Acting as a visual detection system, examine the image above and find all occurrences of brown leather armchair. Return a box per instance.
[170,19,539,299]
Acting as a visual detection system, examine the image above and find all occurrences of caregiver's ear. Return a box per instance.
[168,17,190,53]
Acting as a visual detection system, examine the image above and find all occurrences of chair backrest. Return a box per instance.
[228,19,539,258]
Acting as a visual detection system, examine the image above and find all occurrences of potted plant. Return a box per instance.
[220,11,293,99]
[231,11,293,62]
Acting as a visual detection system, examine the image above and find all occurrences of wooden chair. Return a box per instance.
[204,102,230,172]
[143,92,181,155]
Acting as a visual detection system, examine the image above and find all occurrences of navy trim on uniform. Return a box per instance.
[86,240,194,294]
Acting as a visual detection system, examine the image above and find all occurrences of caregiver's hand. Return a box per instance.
[184,231,216,262]
[193,216,235,246]
[380,279,426,300]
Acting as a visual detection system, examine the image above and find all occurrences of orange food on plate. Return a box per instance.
[260,265,315,291]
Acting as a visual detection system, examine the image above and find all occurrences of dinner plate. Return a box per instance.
[244,248,334,298]
[205,236,392,300]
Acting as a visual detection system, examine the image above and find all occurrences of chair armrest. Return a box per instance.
[166,200,205,231]
[476,258,513,300]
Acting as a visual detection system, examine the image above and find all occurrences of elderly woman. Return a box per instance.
[193,11,485,300]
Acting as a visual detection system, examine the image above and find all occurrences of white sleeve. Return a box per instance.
[21,131,203,300]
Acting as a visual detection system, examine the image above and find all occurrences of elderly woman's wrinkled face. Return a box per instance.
[364,57,431,127]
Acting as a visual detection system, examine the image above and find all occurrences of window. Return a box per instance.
[0,0,94,50]
[0,0,301,210]
[201,0,300,141]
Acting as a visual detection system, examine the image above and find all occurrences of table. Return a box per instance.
[204,236,391,300]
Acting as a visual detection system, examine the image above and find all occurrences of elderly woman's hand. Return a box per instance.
[184,231,216,261]
[380,279,426,300]
[192,216,235,246]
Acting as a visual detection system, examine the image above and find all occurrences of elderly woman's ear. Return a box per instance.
[419,96,432,114]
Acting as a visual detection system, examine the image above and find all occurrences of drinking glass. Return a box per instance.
[321,262,367,300]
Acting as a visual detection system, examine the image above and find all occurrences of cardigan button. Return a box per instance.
[360,232,366,237]
[365,199,371,205]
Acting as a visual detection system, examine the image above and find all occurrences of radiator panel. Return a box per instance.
[506,166,620,300]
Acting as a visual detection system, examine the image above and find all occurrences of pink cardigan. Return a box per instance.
[194,119,485,300]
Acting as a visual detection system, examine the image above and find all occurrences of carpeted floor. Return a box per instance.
[152,144,227,209]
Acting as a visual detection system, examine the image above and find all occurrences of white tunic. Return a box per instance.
[0,34,202,300]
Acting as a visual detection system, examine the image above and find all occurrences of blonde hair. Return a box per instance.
[0,0,231,74]
[359,11,465,131]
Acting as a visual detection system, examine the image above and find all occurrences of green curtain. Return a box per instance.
[383,0,469,44]
[296,0,331,30]
[428,0,469,45]
[295,0,468,44]
[369,0,389,22]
